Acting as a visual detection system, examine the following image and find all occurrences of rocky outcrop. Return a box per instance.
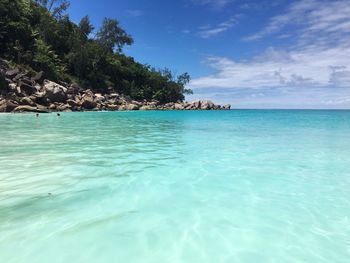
[81,90,96,109]
[43,80,67,103]
[139,105,154,111]
[201,100,215,110]
[174,103,185,110]
[5,68,20,78]
[13,105,49,113]
[0,100,19,112]
[123,104,139,111]
[20,97,36,106]
[0,60,231,113]
[31,71,44,84]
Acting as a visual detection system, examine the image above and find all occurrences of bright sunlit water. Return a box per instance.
[0,110,350,262]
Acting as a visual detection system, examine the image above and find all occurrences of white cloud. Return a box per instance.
[190,45,350,89]
[191,0,350,89]
[189,0,350,107]
[198,17,238,38]
[244,0,350,42]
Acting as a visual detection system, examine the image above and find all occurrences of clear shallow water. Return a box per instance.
[0,110,350,263]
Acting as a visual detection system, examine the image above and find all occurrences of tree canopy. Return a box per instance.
[0,0,192,103]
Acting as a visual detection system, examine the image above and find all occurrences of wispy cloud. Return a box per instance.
[190,0,235,9]
[190,0,350,107]
[198,17,238,38]
[190,45,350,89]
[243,0,350,41]
[126,9,143,17]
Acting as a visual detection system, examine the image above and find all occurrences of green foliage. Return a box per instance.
[34,0,70,19]
[32,38,65,80]
[0,0,33,61]
[1,0,192,102]
[97,18,134,53]
[79,16,94,40]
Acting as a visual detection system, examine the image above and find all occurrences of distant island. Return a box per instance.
[0,0,230,112]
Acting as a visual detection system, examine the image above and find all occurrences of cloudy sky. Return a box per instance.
[69,0,350,108]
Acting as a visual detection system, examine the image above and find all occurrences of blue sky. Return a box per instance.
[68,0,350,108]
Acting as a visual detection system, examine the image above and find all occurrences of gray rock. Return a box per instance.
[33,91,50,105]
[193,101,201,109]
[163,103,174,110]
[14,72,27,81]
[8,83,17,92]
[144,104,158,110]
[31,71,44,84]
[4,100,18,112]
[56,104,71,112]
[34,91,46,98]
[174,103,185,110]
[67,83,81,94]
[66,99,80,107]
[19,82,36,96]
[117,105,127,111]
[185,104,194,110]
[81,92,96,109]
[148,101,158,107]
[0,99,6,112]
[200,100,215,110]
[106,104,119,111]
[36,104,50,112]
[109,93,119,99]
[34,83,41,92]
[20,97,36,106]
[5,92,19,101]
[20,76,34,86]
[0,58,9,68]
[5,68,19,78]
[122,95,132,103]
[139,105,155,111]
[15,86,22,96]
[74,94,82,101]
[94,93,105,103]
[43,80,67,103]
[49,104,57,110]
[13,105,49,113]
[124,103,139,110]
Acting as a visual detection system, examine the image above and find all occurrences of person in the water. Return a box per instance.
[57,113,61,117]
[36,113,39,117]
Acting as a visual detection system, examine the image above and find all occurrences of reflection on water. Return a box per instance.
[0,110,350,263]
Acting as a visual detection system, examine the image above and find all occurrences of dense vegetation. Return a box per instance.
[0,0,192,103]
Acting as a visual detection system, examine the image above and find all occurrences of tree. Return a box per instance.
[0,0,33,60]
[32,38,65,80]
[34,0,70,19]
[79,15,94,40]
[1,0,192,103]
[96,18,133,53]
[177,72,193,95]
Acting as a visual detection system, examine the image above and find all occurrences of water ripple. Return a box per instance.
[0,110,350,262]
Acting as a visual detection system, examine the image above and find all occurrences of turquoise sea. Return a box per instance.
[0,110,350,263]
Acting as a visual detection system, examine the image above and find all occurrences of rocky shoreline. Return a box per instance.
[0,59,231,113]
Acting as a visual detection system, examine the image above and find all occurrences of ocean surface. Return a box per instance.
[0,110,350,263]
